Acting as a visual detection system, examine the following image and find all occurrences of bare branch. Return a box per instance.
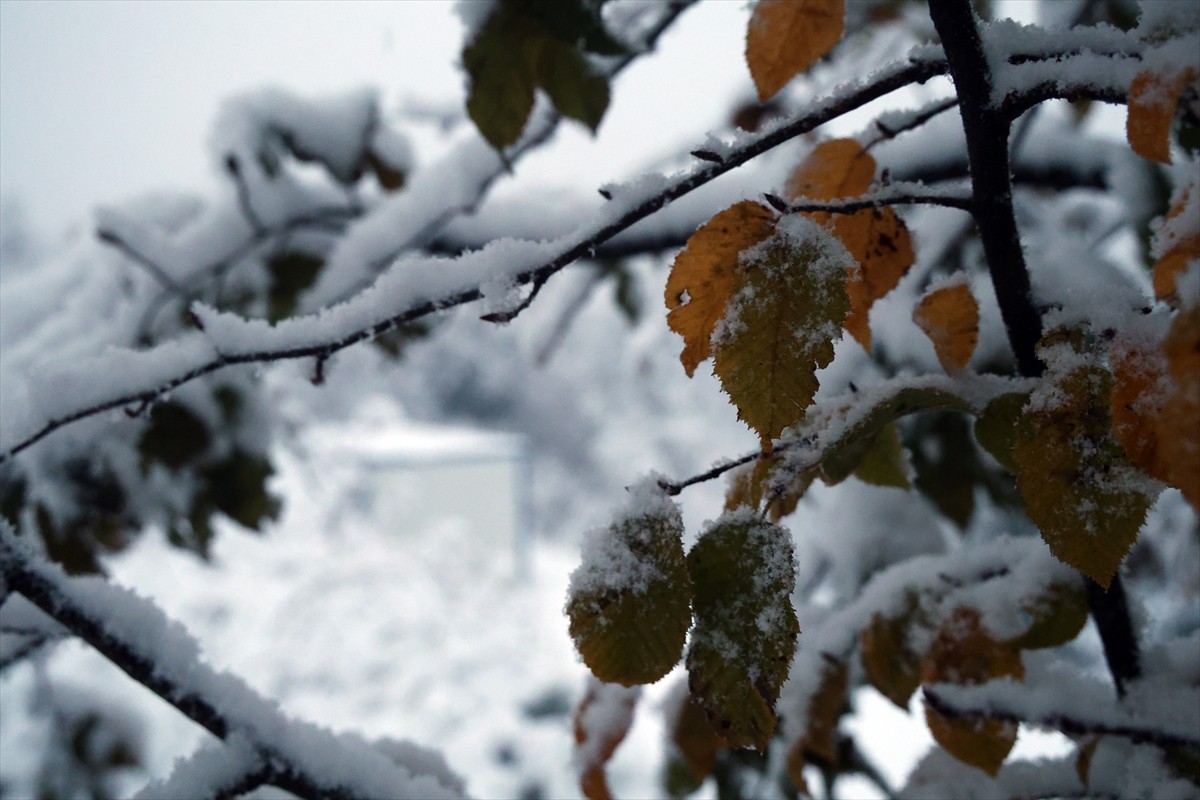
[784,189,974,214]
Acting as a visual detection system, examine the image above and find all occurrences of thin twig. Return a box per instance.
[785,190,974,214]
[96,228,186,295]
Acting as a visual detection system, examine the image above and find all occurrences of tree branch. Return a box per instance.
[929,0,1042,378]
[2,56,950,464]
[929,0,1142,698]
[0,530,464,800]
[923,685,1200,750]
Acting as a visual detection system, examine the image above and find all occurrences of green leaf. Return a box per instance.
[1005,581,1089,650]
[267,252,324,322]
[138,402,211,471]
[852,421,911,488]
[463,1,616,151]
[567,488,692,686]
[536,38,610,132]
[201,451,281,531]
[1010,366,1155,588]
[807,385,972,485]
[713,217,852,445]
[974,392,1028,474]
[908,412,978,529]
[464,8,539,151]
[686,512,798,751]
[520,0,628,55]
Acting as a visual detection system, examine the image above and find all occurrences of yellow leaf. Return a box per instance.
[1012,366,1155,588]
[666,201,777,376]
[686,513,799,751]
[921,608,1023,776]
[574,679,639,800]
[785,139,915,350]
[914,281,980,374]
[861,592,925,710]
[746,0,845,101]
[567,491,692,685]
[713,217,853,445]
[1127,67,1199,164]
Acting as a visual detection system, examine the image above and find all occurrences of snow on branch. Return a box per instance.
[0,525,467,800]
[0,54,952,464]
[658,372,1028,496]
[923,678,1200,751]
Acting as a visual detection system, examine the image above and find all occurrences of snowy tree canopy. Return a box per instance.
[1,0,1198,797]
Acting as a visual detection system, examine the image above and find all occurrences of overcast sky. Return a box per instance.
[0,0,749,241]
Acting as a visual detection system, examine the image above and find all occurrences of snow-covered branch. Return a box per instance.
[0,526,466,799]
[0,54,951,464]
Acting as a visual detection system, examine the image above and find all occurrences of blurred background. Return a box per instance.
[0,1,1124,798]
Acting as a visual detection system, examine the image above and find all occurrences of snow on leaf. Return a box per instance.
[914,280,980,374]
[566,485,692,686]
[686,511,798,751]
[921,608,1024,777]
[1126,66,1199,164]
[745,0,845,101]
[1012,365,1155,588]
[665,201,777,377]
[785,139,915,351]
[573,678,640,800]
[1152,189,1200,306]
[713,216,853,446]
[861,591,926,710]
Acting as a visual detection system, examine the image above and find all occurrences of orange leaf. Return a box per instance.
[785,139,915,350]
[1110,339,1169,476]
[746,0,845,102]
[1161,306,1200,510]
[921,608,1023,776]
[839,208,915,349]
[665,201,776,376]
[1153,190,1200,306]
[861,592,925,710]
[914,281,980,373]
[1127,66,1199,164]
[574,679,640,800]
[784,139,875,207]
